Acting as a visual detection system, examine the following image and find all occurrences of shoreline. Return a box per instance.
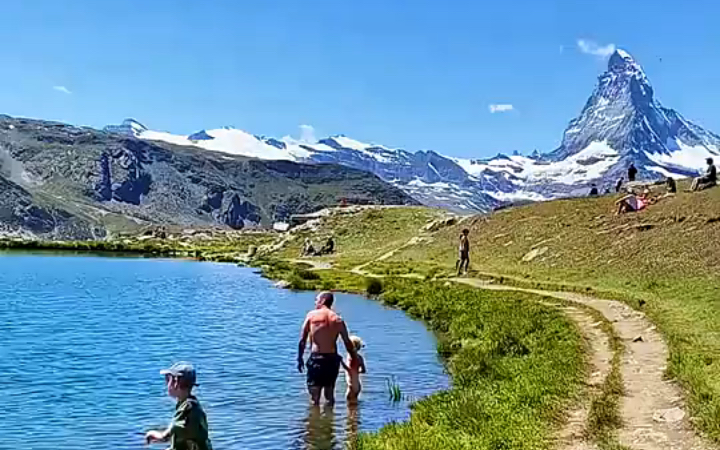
[1,238,588,450]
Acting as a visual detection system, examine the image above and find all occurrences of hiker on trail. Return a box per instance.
[298,292,357,406]
[690,158,717,191]
[145,362,213,450]
[615,189,651,215]
[456,229,470,276]
[615,177,624,193]
[341,335,367,404]
[628,163,638,182]
[589,184,599,196]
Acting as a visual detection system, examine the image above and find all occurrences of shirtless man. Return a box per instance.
[297,292,357,406]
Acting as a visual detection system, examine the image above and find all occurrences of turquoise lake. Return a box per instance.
[0,255,448,449]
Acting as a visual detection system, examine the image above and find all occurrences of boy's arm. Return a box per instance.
[298,316,310,373]
[145,427,171,444]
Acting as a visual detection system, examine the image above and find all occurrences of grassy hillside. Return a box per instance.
[287,187,720,441]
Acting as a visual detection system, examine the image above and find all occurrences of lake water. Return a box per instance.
[0,255,448,450]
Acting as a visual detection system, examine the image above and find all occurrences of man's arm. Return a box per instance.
[339,320,357,358]
[298,316,310,372]
[359,355,367,374]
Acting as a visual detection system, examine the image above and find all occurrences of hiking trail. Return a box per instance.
[454,278,712,450]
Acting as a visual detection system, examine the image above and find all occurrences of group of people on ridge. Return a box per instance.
[144,291,367,450]
[586,159,717,215]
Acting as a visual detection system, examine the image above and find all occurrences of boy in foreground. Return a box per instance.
[145,362,213,450]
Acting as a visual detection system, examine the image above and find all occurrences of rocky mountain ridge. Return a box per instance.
[0,115,416,239]
[110,49,720,210]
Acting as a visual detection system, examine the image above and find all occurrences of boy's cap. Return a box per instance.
[160,362,198,386]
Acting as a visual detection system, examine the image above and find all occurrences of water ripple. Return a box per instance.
[0,255,449,450]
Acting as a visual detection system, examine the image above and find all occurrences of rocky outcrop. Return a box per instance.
[0,174,103,239]
[222,194,261,229]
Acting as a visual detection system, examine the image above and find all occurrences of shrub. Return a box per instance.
[366,278,384,296]
[293,267,320,281]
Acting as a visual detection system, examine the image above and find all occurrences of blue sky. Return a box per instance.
[1,0,719,159]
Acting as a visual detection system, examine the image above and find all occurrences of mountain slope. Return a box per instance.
[102,49,720,211]
[459,49,720,196]
[110,124,505,213]
[0,115,417,238]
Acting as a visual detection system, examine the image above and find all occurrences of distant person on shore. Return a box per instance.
[628,163,638,182]
[456,229,470,276]
[690,158,717,191]
[589,184,599,196]
[145,362,212,450]
[342,335,367,404]
[298,292,357,406]
[615,177,624,193]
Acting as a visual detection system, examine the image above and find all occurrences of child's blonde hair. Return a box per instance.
[350,335,364,351]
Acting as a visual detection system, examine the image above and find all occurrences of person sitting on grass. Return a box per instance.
[615,189,651,215]
[665,176,677,195]
[302,238,316,257]
[342,335,367,404]
[690,158,717,191]
[145,362,212,450]
[318,236,335,255]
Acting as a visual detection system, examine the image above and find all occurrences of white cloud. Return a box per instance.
[489,104,514,114]
[299,124,316,143]
[577,39,616,58]
[53,85,72,95]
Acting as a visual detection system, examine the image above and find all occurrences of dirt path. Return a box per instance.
[454,278,712,450]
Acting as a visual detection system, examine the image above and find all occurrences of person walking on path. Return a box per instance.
[456,229,471,276]
[298,292,357,406]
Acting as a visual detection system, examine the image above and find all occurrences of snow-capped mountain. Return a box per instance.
[104,48,720,212]
[458,49,720,196]
[103,121,504,212]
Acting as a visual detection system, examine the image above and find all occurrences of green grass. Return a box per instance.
[276,206,444,270]
[289,187,720,442]
[246,260,587,448]
[354,278,585,450]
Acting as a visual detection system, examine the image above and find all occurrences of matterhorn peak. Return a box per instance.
[608,49,634,67]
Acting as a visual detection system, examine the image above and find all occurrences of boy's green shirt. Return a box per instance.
[169,395,212,450]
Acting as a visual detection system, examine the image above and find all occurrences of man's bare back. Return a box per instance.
[306,308,344,354]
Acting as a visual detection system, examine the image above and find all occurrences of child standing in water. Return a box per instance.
[343,336,367,403]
